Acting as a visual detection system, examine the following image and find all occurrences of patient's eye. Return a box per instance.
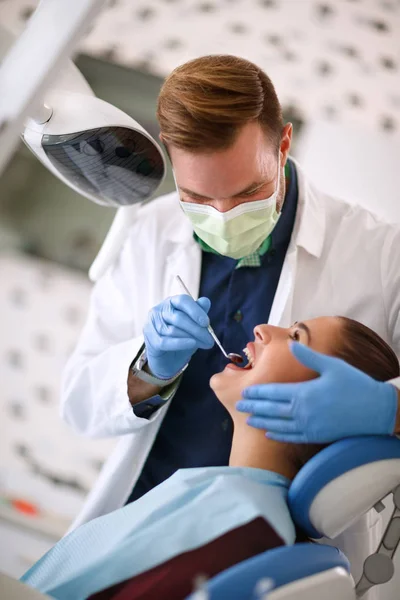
[289,329,300,342]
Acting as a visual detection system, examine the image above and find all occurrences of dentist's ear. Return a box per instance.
[280,123,293,166]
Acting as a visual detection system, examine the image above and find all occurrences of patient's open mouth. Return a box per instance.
[225,344,255,371]
[243,346,255,369]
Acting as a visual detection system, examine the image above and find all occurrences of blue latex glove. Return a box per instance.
[143,294,213,379]
[236,342,398,443]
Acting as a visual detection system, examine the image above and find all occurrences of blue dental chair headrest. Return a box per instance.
[190,543,350,600]
[289,435,400,539]
[186,435,400,600]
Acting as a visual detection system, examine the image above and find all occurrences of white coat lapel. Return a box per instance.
[156,191,202,300]
[269,159,326,327]
[166,239,202,299]
[269,245,298,326]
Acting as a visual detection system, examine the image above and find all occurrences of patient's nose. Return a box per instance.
[254,324,285,344]
[254,324,273,343]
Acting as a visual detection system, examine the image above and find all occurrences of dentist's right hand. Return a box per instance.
[143,294,213,380]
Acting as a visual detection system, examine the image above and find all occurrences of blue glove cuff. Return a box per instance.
[138,346,188,383]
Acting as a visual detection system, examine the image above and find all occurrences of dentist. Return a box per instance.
[62,55,400,593]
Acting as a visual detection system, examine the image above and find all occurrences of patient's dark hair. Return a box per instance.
[293,317,400,469]
[335,317,399,382]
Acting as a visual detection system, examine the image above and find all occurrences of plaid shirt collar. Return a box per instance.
[193,233,271,269]
[193,162,291,269]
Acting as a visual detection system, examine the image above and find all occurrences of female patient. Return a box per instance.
[22,316,399,600]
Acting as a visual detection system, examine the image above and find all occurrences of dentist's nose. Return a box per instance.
[211,198,248,213]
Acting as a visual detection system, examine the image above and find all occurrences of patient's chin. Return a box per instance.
[210,372,232,401]
[209,371,224,392]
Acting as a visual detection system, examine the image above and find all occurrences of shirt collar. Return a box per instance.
[165,156,326,260]
[193,231,272,268]
[193,160,296,268]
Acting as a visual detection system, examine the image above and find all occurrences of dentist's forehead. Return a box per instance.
[171,142,278,200]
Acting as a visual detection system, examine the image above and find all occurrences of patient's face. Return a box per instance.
[210,317,342,409]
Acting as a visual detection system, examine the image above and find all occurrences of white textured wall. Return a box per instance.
[0,253,115,574]
[296,118,400,223]
[0,0,399,135]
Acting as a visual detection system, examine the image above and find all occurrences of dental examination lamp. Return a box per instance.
[0,0,166,272]
[24,90,166,208]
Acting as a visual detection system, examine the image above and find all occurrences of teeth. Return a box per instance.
[243,347,255,368]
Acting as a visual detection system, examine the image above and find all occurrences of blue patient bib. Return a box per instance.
[22,467,295,600]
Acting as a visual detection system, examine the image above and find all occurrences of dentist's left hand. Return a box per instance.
[143,294,214,380]
[236,342,398,443]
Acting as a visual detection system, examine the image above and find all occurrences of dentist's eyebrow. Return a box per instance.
[179,177,274,201]
[293,321,312,344]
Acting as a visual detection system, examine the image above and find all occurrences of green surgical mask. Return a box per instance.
[177,160,281,260]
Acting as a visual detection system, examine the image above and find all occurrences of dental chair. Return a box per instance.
[186,435,400,600]
[1,435,399,599]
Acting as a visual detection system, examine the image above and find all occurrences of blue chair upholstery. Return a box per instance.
[185,543,349,599]
[186,436,400,599]
[289,435,400,539]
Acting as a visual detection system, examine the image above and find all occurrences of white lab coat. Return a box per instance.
[62,161,400,598]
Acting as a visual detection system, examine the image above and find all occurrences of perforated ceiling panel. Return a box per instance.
[1,0,399,133]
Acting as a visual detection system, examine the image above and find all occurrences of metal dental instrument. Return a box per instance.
[176,275,244,365]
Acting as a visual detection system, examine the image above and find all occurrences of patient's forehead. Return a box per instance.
[304,316,343,353]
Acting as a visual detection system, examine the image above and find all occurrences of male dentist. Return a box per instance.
[62,55,400,595]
